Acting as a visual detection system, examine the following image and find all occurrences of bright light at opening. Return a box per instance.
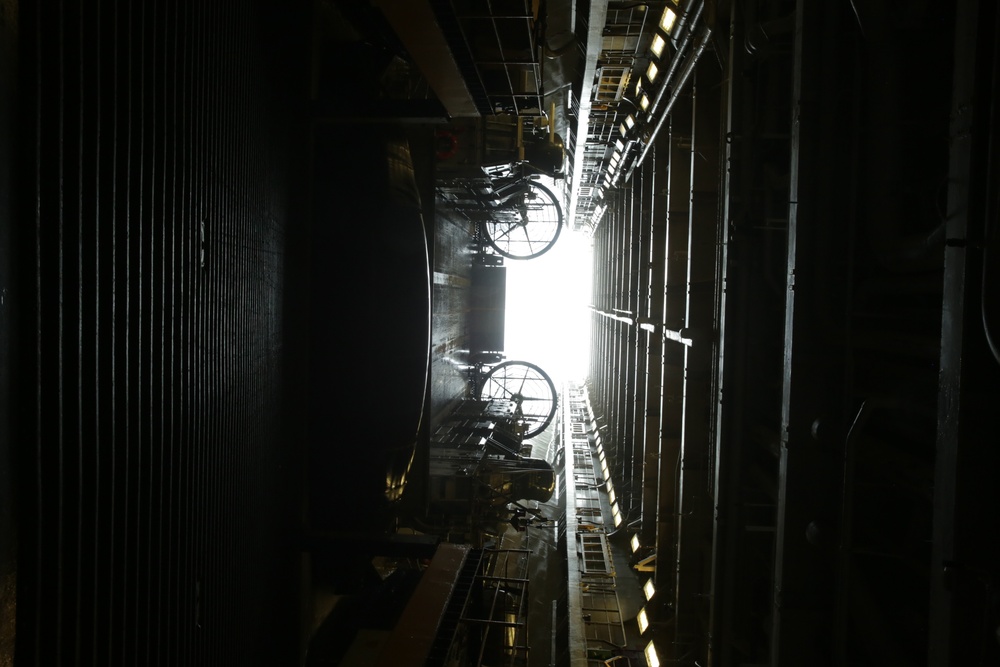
[503,218,594,390]
[646,61,659,82]
[640,95,650,111]
[651,34,666,57]
[631,534,641,552]
[645,641,661,667]
[660,7,677,34]
[644,579,656,600]
[637,607,650,633]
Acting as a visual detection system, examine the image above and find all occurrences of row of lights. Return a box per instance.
[594,435,623,527]
[593,412,660,667]
[605,2,681,200]
[635,4,678,118]
[633,534,660,666]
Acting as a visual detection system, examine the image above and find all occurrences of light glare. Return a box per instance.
[651,34,666,57]
[645,641,660,667]
[660,7,677,33]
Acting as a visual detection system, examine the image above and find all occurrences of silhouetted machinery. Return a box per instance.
[437,110,565,261]
[399,106,565,544]
[409,396,555,545]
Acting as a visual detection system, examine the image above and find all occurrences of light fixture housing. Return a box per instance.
[637,607,650,634]
[643,578,656,601]
[645,640,660,667]
[651,33,666,57]
[660,7,677,34]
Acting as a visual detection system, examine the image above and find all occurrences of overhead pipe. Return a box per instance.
[629,25,713,179]
[647,0,705,121]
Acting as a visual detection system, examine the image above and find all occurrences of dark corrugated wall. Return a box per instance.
[15,1,305,664]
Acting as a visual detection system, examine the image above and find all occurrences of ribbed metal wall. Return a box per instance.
[16,2,302,664]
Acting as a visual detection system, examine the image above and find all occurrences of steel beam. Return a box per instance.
[929,2,1000,664]
[771,2,853,663]
[643,144,668,547]
[673,59,724,662]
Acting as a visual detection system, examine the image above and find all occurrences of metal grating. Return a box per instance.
[433,0,545,116]
[15,1,303,664]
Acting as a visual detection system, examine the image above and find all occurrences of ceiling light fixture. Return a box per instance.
[645,641,660,667]
[644,578,656,600]
[651,34,666,57]
[637,607,650,634]
[660,7,677,34]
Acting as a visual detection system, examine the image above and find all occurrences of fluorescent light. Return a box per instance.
[645,641,660,667]
[640,95,650,111]
[643,578,656,600]
[612,504,622,526]
[646,61,659,82]
[620,123,628,136]
[626,115,635,129]
[608,487,616,505]
[651,34,666,57]
[660,7,677,34]
[635,77,643,96]
[637,607,650,634]
[631,534,641,552]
